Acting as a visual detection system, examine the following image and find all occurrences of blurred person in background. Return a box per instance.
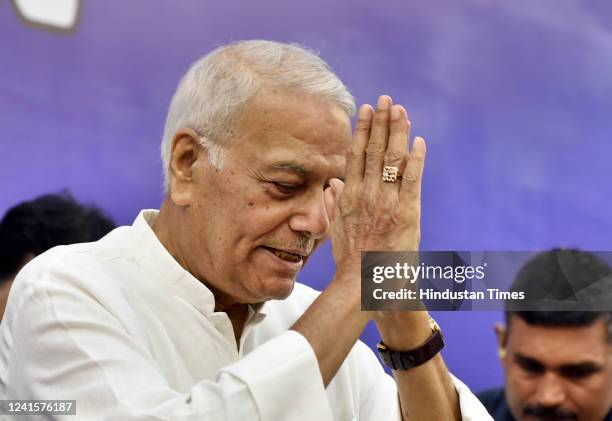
[478,249,612,421]
[0,192,115,321]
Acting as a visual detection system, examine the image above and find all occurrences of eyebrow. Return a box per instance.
[514,353,544,368]
[269,161,310,177]
[514,353,602,373]
[559,362,602,372]
[267,160,346,183]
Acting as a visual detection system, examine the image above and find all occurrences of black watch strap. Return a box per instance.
[377,320,445,371]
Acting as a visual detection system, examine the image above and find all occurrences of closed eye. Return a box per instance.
[515,354,545,375]
[560,364,601,380]
[273,182,302,195]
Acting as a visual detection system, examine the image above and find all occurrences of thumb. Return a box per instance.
[324,185,335,221]
[329,178,345,197]
[324,178,345,221]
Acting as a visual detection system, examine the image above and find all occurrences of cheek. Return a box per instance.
[505,368,537,405]
[241,193,294,233]
[188,192,240,257]
[205,197,293,265]
[569,376,612,412]
[198,178,295,251]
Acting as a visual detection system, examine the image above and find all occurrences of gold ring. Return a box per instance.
[382,166,400,182]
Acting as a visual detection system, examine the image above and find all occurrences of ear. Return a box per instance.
[168,128,207,206]
[495,323,508,359]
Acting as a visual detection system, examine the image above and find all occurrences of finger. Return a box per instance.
[382,105,410,185]
[329,178,345,199]
[324,178,345,222]
[399,136,427,200]
[364,95,392,184]
[327,179,345,262]
[345,104,373,184]
[324,185,335,221]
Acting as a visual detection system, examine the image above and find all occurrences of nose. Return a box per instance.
[288,190,330,240]
[534,372,567,407]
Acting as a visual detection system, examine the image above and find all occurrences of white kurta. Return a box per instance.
[0,210,491,420]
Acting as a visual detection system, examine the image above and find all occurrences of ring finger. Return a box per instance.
[382,105,410,187]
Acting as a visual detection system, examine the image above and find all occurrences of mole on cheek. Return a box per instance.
[247,201,254,207]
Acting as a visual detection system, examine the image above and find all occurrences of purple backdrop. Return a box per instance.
[2,0,611,393]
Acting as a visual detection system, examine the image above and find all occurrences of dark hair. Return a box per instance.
[504,249,612,341]
[0,192,116,281]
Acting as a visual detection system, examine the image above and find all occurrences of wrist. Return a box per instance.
[331,254,362,287]
[375,311,432,350]
[376,314,445,371]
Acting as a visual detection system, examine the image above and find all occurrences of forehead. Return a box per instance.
[507,316,610,365]
[229,90,352,176]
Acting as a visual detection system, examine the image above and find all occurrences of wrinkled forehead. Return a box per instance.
[230,90,352,177]
[254,145,347,182]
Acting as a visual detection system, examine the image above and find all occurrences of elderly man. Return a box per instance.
[0,40,490,420]
[479,249,612,421]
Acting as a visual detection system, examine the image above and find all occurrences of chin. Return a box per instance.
[259,276,296,301]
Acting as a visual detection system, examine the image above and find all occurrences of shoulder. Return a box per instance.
[4,226,133,320]
[14,225,128,282]
[477,387,504,406]
[476,388,514,420]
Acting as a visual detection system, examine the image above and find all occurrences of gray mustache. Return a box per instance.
[267,236,314,255]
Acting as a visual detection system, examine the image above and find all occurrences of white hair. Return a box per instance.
[160,40,356,190]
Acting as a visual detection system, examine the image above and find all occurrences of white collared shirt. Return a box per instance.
[0,210,491,420]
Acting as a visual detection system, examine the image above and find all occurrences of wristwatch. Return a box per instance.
[377,316,445,371]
